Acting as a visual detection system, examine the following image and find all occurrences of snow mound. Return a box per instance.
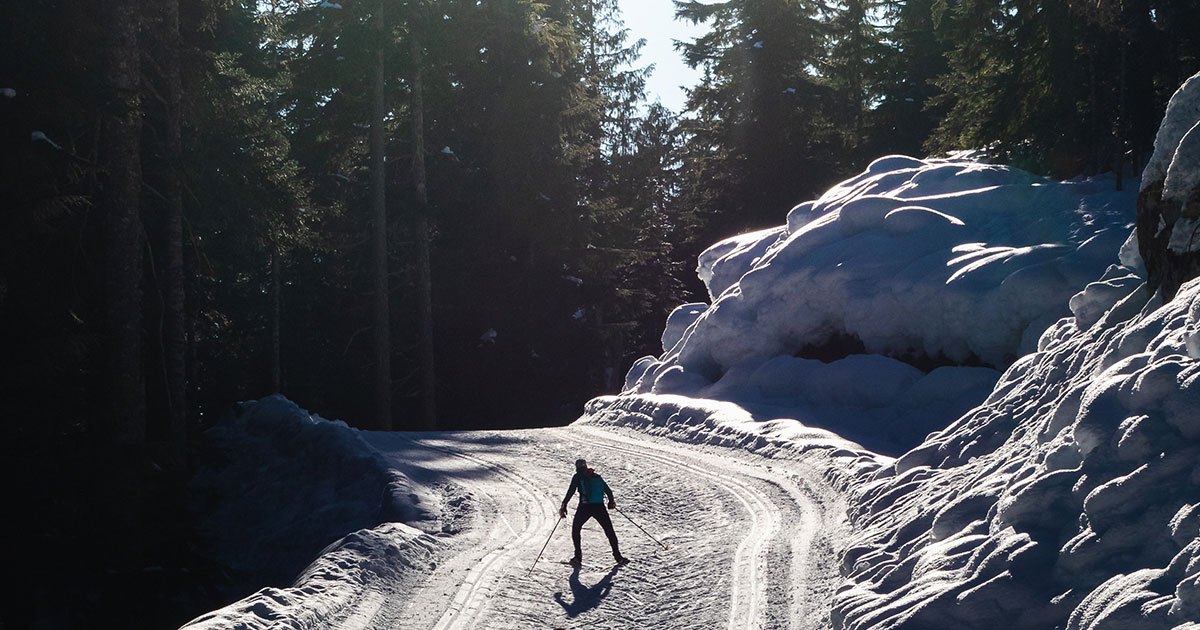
[833,270,1200,630]
[188,396,432,602]
[647,353,1000,453]
[181,523,441,630]
[627,155,1135,449]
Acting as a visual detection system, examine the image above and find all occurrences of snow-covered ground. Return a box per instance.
[182,396,864,629]
[181,74,1200,630]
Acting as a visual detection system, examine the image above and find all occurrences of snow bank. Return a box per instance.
[578,393,887,490]
[832,267,1200,630]
[183,396,435,628]
[629,155,1135,450]
[182,523,440,630]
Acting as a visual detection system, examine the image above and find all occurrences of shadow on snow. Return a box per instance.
[553,564,620,619]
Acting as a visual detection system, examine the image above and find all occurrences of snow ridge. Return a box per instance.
[579,393,886,491]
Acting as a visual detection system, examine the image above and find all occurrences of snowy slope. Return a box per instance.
[819,74,1200,630]
[833,273,1200,630]
[183,397,446,629]
[613,75,1200,629]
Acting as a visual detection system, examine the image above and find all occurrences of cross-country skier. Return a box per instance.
[560,458,629,566]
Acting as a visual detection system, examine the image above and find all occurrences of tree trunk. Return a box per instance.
[160,0,187,463]
[270,245,282,393]
[371,1,392,431]
[411,31,438,430]
[101,0,146,450]
[1115,36,1129,192]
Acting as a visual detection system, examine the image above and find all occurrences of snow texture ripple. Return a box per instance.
[832,269,1200,629]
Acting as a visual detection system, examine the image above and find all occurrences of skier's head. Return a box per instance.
[575,458,587,473]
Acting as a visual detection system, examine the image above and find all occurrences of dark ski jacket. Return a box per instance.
[561,469,613,510]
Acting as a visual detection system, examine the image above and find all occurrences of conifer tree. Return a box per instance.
[825,0,888,156]
[100,0,147,450]
[674,0,840,250]
[867,0,951,159]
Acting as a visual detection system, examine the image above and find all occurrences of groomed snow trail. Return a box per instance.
[358,424,847,629]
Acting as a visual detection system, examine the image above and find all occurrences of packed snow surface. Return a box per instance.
[181,396,870,630]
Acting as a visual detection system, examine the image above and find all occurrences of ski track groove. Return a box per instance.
[399,435,553,630]
[567,426,789,630]
[572,425,840,630]
[359,426,838,630]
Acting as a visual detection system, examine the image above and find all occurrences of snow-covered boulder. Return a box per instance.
[833,268,1200,630]
[1139,70,1200,299]
[627,155,1136,449]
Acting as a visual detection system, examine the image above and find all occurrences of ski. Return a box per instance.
[557,558,632,570]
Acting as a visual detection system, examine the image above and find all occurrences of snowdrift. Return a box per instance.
[834,273,1200,630]
[579,393,887,490]
[827,71,1200,630]
[626,155,1136,451]
[183,396,437,629]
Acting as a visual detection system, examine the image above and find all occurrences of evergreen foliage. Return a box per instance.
[925,0,1200,177]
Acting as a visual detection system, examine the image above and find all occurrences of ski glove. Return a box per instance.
[608,499,616,509]
[559,506,567,519]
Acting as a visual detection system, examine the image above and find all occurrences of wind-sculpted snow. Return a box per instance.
[629,155,1135,450]
[833,270,1200,630]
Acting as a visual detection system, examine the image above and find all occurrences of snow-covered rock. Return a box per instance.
[627,154,1135,450]
[1138,70,1200,298]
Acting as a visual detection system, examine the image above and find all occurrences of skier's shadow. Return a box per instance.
[553,565,620,618]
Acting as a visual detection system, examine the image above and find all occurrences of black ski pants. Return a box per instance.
[571,503,620,559]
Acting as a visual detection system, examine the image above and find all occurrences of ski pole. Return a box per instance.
[528,514,563,575]
[615,506,668,550]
